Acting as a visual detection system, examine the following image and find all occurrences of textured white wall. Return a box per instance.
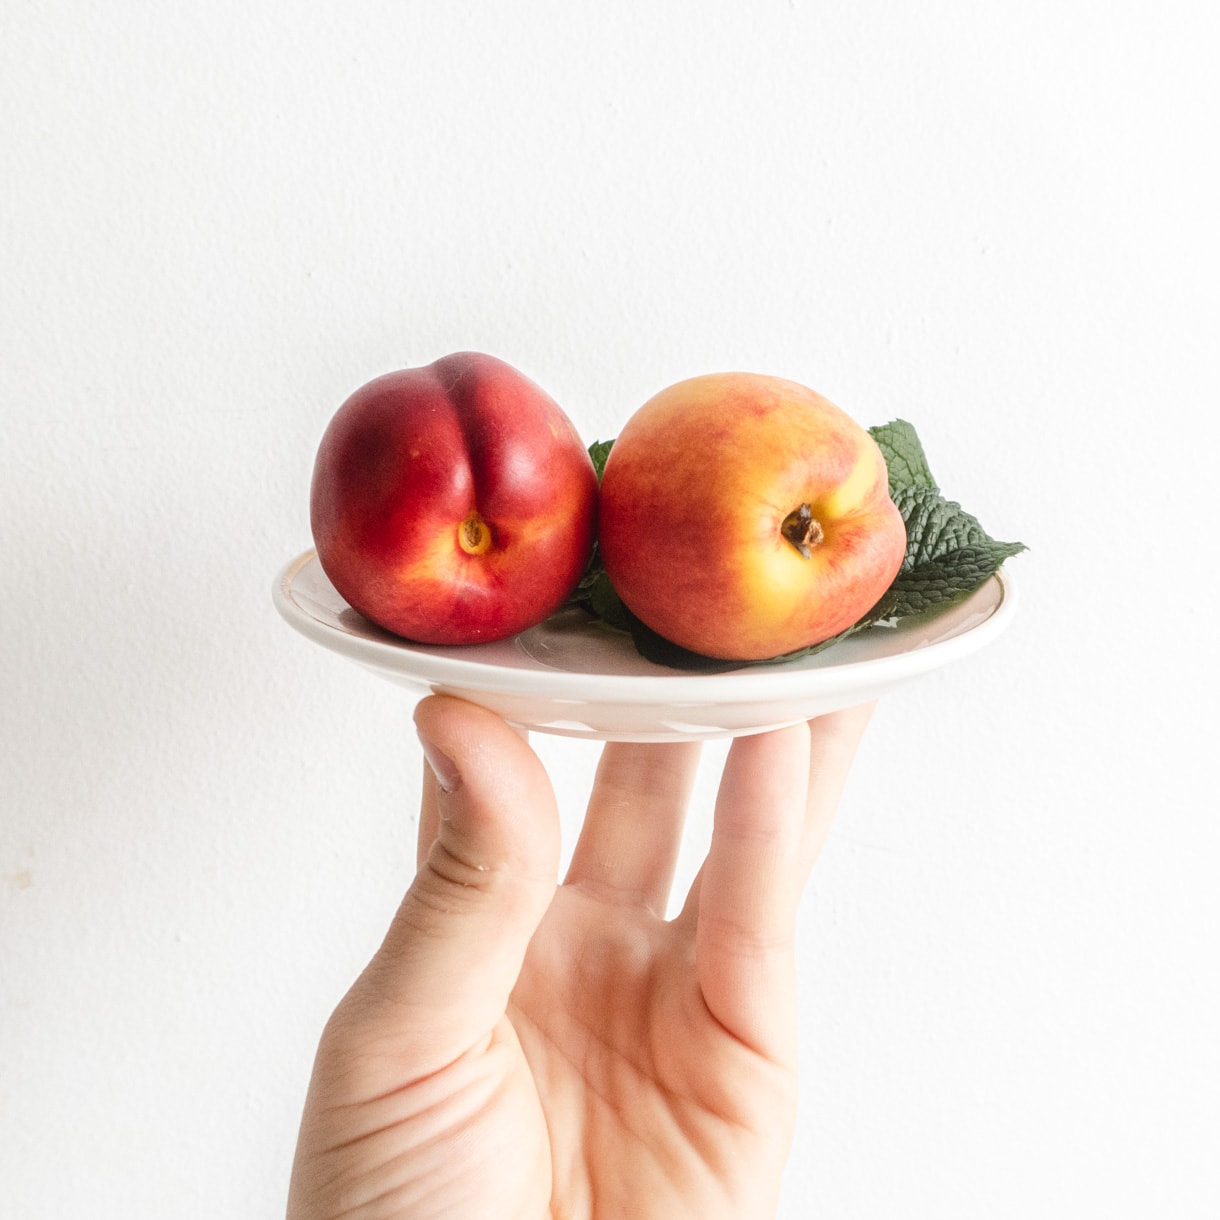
[3,2,1217,1217]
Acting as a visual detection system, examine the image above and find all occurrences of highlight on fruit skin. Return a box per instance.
[309,351,599,646]
[597,371,907,662]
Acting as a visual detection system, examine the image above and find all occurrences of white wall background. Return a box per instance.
[3,2,1217,1217]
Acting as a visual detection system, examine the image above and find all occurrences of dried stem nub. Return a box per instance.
[781,503,824,559]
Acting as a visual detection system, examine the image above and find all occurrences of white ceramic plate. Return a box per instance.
[274,550,1018,741]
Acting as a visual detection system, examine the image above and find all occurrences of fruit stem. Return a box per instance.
[458,511,493,556]
[781,503,824,559]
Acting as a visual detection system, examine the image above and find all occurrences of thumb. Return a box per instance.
[348,695,560,1067]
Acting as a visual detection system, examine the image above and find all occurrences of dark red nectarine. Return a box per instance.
[310,352,597,645]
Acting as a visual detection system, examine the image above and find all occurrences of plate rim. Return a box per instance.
[274,549,1018,706]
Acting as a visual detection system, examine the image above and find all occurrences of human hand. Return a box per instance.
[288,694,873,1219]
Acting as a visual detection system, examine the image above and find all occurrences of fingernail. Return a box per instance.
[417,730,461,794]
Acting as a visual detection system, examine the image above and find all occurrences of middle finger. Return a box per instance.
[564,739,702,915]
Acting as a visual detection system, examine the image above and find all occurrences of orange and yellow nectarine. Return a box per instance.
[598,372,906,661]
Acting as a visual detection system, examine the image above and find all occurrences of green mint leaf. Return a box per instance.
[587,568,632,631]
[866,548,1012,620]
[588,439,614,482]
[870,419,939,495]
[891,485,1026,574]
[862,485,1026,621]
[565,438,616,622]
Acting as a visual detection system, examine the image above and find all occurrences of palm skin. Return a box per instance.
[288,695,872,1220]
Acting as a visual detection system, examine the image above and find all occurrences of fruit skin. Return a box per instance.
[597,372,906,661]
[310,352,598,645]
